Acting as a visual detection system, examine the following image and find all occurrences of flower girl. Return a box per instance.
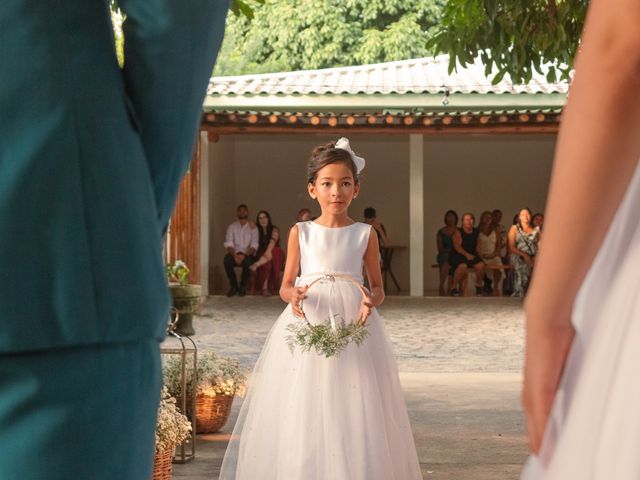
[219,138,422,480]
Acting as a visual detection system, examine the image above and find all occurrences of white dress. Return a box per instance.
[521,160,640,479]
[478,230,502,267]
[219,221,423,480]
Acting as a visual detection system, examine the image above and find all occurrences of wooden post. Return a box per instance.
[164,136,202,285]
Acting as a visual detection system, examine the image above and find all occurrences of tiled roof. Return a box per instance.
[207,55,569,97]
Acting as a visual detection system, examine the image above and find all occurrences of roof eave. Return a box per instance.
[203,92,567,113]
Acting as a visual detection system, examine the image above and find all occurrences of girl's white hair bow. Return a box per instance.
[335,137,365,174]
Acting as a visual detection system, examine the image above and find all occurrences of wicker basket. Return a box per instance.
[195,394,234,433]
[177,394,235,434]
[152,449,173,480]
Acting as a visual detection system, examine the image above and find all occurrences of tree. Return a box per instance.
[214,0,444,76]
[428,0,587,84]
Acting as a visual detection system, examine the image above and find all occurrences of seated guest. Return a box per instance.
[492,209,507,259]
[508,208,541,297]
[297,208,312,222]
[449,213,486,296]
[363,207,389,247]
[223,204,258,297]
[436,210,458,296]
[478,210,503,296]
[250,210,285,296]
[286,208,313,250]
[532,212,544,230]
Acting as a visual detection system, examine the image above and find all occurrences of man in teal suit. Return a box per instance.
[0,1,227,478]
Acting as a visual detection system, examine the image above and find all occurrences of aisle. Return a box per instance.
[172,296,529,480]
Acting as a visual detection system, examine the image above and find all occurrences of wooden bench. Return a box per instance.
[431,263,512,296]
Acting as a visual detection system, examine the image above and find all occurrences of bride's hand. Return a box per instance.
[522,312,575,454]
[290,286,308,318]
[357,295,374,326]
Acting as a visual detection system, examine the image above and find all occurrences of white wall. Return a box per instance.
[207,133,556,295]
[208,137,236,293]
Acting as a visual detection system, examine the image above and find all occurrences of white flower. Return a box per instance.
[156,387,191,453]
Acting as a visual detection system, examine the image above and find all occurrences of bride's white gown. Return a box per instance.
[219,221,422,480]
[522,160,640,479]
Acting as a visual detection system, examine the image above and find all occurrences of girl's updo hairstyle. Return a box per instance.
[307,142,359,185]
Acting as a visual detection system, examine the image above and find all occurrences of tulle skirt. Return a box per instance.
[521,161,640,479]
[219,276,422,480]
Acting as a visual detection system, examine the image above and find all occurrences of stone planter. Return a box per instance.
[169,283,202,336]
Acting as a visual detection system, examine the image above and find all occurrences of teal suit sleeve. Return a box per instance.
[119,0,228,232]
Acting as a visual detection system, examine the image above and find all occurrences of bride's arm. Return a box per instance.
[523,0,640,454]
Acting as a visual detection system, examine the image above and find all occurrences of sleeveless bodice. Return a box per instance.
[515,226,540,256]
[460,227,479,255]
[478,230,497,256]
[297,221,372,281]
[438,229,454,252]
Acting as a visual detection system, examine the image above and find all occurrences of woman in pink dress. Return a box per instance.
[250,210,285,296]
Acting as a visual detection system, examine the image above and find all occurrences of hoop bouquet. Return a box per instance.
[286,274,370,358]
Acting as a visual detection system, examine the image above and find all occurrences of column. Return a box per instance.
[409,134,424,296]
[199,131,210,295]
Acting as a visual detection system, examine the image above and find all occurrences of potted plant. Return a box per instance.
[166,260,202,336]
[153,386,192,480]
[164,352,247,434]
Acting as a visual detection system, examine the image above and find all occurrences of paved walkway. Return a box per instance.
[169,296,530,480]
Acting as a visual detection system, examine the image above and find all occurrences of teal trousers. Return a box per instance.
[0,340,161,480]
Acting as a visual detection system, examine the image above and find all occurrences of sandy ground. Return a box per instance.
[169,296,530,480]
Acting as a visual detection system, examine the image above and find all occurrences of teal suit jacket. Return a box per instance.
[0,0,228,353]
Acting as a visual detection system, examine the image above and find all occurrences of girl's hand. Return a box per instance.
[357,295,374,326]
[522,253,533,266]
[465,253,474,261]
[290,286,308,318]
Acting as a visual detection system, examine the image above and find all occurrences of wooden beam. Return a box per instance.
[200,123,559,136]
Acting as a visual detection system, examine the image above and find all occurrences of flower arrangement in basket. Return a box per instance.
[163,352,247,433]
[286,274,370,358]
[153,386,192,480]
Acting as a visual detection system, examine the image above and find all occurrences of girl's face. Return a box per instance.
[519,209,531,226]
[481,212,492,226]
[462,214,474,229]
[308,162,359,217]
[258,213,269,228]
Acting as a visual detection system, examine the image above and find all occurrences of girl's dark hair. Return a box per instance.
[516,208,533,228]
[307,142,359,185]
[443,209,458,225]
[256,210,274,248]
